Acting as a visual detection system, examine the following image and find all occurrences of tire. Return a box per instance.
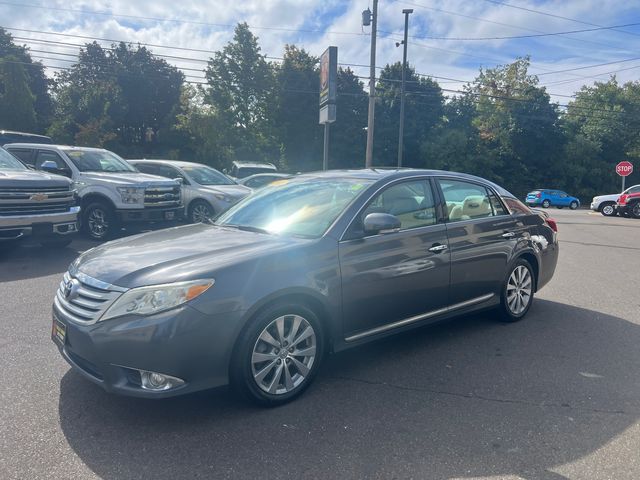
[230,303,325,406]
[557,206,563,209]
[541,200,550,208]
[569,201,579,210]
[600,203,616,216]
[499,259,535,322]
[631,202,640,219]
[83,201,117,240]
[188,200,215,224]
[40,238,72,248]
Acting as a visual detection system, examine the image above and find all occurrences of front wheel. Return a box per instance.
[83,201,116,240]
[499,259,535,322]
[188,200,215,224]
[600,203,616,216]
[231,303,324,406]
[569,201,579,210]
[541,200,550,208]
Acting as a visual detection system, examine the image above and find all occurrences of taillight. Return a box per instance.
[546,218,558,232]
[536,192,541,198]
[618,194,628,206]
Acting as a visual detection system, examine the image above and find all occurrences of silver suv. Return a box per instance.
[130,160,251,223]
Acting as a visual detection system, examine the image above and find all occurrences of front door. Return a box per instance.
[437,177,522,305]
[339,178,451,340]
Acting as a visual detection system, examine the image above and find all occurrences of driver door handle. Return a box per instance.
[428,243,448,253]
[501,231,516,238]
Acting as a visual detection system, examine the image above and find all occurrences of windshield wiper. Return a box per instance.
[220,224,272,234]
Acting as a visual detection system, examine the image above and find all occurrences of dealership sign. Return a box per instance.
[319,46,337,124]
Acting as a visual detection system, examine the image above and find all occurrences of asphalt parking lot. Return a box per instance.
[1,209,639,480]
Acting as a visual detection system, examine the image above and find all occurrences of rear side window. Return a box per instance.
[438,179,498,222]
[7,148,34,166]
[135,163,157,175]
[627,186,640,194]
[503,197,531,215]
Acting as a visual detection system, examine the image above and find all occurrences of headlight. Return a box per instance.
[117,186,145,204]
[101,279,214,321]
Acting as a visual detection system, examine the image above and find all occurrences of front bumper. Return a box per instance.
[116,206,183,223]
[52,301,246,398]
[0,206,80,239]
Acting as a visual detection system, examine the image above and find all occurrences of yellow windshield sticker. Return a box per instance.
[269,179,290,187]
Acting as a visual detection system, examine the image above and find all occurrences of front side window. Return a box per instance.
[0,147,27,170]
[362,179,437,230]
[217,177,373,238]
[439,179,496,222]
[36,151,68,171]
[63,149,136,173]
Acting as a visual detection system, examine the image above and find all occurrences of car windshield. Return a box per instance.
[0,147,27,170]
[216,177,373,238]
[63,149,136,173]
[183,165,235,185]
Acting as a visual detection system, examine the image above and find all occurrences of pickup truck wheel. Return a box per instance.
[40,238,72,248]
[569,201,579,210]
[600,203,616,216]
[541,200,550,208]
[83,202,116,240]
[631,202,640,219]
[188,200,214,224]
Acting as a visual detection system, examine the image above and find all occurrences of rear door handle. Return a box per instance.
[428,244,448,253]
[501,231,516,238]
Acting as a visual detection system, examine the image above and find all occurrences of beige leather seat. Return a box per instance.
[462,195,492,219]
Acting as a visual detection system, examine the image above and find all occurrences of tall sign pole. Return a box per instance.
[364,0,378,168]
[397,8,413,167]
[319,46,338,170]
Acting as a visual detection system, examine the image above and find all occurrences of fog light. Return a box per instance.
[140,370,185,391]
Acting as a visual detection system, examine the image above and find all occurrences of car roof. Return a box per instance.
[128,159,219,170]
[3,143,108,152]
[0,130,52,139]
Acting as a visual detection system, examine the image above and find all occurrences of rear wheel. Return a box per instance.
[231,303,324,406]
[600,203,616,216]
[541,200,550,208]
[499,259,535,322]
[631,202,640,219]
[569,201,579,210]
[83,201,116,240]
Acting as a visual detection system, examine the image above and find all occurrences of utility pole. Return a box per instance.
[364,0,378,168]
[397,8,413,167]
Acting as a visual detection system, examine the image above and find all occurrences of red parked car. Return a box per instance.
[617,190,640,218]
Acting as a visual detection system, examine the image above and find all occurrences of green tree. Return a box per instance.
[204,23,278,166]
[0,56,37,131]
[0,28,53,132]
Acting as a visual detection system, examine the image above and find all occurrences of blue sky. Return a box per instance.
[1,0,640,102]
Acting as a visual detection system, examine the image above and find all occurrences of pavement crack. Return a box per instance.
[328,374,632,416]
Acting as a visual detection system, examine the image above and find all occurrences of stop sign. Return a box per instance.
[616,161,633,177]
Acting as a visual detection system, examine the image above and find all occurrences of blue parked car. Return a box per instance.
[525,189,580,209]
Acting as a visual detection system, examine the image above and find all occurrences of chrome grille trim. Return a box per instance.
[144,185,181,207]
[54,271,127,325]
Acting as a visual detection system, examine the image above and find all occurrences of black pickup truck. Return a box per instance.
[0,146,79,248]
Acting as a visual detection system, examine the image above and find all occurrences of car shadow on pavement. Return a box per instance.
[58,300,640,480]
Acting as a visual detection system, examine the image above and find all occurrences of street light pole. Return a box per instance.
[397,8,413,167]
[365,0,378,168]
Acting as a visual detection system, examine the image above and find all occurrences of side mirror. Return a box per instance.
[173,177,184,185]
[363,213,401,235]
[40,160,58,172]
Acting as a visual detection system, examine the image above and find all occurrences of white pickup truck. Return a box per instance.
[4,144,182,240]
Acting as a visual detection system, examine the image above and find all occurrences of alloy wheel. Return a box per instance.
[191,203,213,223]
[506,265,532,316]
[251,314,317,395]
[602,204,615,216]
[632,203,640,218]
[88,208,108,238]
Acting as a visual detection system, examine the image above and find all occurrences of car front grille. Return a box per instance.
[0,187,75,216]
[144,185,181,207]
[54,271,127,325]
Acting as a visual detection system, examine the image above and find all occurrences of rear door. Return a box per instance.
[339,178,451,340]
[437,177,522,305]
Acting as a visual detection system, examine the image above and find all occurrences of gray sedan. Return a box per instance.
[130,159,251,223]
[51,169,558,405]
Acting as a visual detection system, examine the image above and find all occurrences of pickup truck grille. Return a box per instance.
[0,186,75,216]
[144,185,181,207]
[54,272,126,325]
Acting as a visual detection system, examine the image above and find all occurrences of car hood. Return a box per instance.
[79,172,179,187]
[74,223,303,288]
[200,184,251,198]
[0,169,72,188]
[593,193,619,201]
